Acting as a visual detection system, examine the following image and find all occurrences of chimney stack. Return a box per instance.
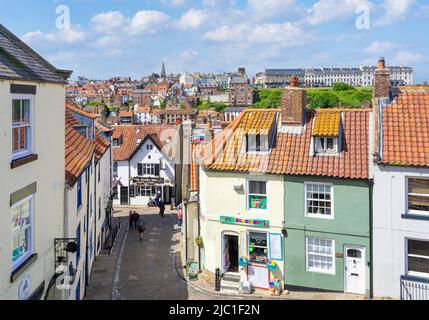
[281,76,306,126]
[373,57,391,99]
[372,57,391,162]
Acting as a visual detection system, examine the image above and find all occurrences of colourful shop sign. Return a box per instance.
[220,216,270,228]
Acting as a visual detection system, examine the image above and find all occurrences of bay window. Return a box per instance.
[11,196,33,270]
[12,96,32,160]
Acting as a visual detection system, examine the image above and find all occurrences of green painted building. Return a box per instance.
[283,175,371,296]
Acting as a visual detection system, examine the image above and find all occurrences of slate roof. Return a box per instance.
[381,86,429,167]
[0,24,71,83]
[112,125,176,161]
[202,108,370,179]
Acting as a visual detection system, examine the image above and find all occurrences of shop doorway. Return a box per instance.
[120,187,129,205]
[222,233,239,274]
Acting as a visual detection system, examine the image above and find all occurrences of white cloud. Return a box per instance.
[160,0,186,6]
[376,0,415,26]
[203,22,305,45]
[22,26,86,44]
[90,11,126,34]
[306,0,374,25]
[95,35,121,47]
[247,0,297,18]
[127,10,171,35]
[392,51,424,65]
[174,9,209,29]
[364,41,397,54]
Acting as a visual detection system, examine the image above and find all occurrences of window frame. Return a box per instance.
[304,181,334,220]
[11,94,34,160]
[248,230,269,264]
[247,180,268,211]
[314,136,338,155]
[406,177,429,216]
[11,195,34,271]
[406,238,429,279]
[305,236,336,275]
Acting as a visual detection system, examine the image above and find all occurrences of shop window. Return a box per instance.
[248,232,268,264]
[306,237,335,274]
[305,182,333,218]
[248,181,267,210]
[407,178,429,215]
[406,239,429,277]
[11,196,33,271]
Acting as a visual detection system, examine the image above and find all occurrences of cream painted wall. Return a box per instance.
[0,81,65,300]
[199,168,285,283]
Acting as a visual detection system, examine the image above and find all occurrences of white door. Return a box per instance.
[344,246,366,294]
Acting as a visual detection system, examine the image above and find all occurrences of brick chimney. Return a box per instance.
[281,76,306,126]
[372,57,391,162]
[373,57,390,99]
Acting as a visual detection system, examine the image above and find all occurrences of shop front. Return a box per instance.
[219,216,284,290]
[129,177,174,205]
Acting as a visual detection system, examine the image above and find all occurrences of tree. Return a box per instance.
[332,82,356,92]
[307,91,339,109]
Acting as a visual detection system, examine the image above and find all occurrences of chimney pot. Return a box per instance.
[377,57,386,70]
[290,76,299,88]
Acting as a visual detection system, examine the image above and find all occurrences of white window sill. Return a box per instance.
[306,268,336,275]
[305,214,334,220]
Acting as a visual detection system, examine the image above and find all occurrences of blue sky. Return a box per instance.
[0,0,428,82]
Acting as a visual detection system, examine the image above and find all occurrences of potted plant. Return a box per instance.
[195,236,204,248]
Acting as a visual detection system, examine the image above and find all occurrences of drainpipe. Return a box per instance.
[94,161,97,258]
[368,179,374,299]
[197,197,201,272]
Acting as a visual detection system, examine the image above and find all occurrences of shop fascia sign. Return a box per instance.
[220,216,270,228]
[131,177,164,184]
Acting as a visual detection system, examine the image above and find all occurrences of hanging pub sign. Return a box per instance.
[220,216,270,228]
[132,177,164,185]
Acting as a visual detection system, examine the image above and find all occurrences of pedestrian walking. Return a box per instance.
[159,200,165,218]
[128,211,134,230]
[177,204,183,227]
[136,216,146,242]
[132,211,139,229]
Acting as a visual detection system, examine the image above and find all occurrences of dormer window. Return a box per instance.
[73,125,89,139]
[312,111,342,156]
[315,137,338,154]
[113,138,120,147]
[247,134,269,153]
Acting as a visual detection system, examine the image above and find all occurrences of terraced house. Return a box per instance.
[198,76,372,295]
[372,59,429,300]
[0,24,71,300]
[59,104,112,300]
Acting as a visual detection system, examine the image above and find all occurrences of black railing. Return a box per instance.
[400,277,429,300]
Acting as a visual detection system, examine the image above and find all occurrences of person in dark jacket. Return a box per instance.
[136,216,146,242]
[132,211,139,229]
[159,200,165,218]
[128,211,134,230]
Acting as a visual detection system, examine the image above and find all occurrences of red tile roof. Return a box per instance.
[202,108,370,179]
[66,101,98,119]
[112,125,176,161]
[65,110,95,187]
[382,86,429,167]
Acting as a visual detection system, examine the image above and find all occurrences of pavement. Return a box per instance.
[85,205,366,300]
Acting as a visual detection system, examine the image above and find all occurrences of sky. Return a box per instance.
[0,0,428,82]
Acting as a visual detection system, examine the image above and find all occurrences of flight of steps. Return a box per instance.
[220,274,240,293]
